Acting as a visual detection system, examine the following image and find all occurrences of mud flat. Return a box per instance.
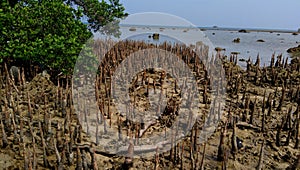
[0,40,299,169]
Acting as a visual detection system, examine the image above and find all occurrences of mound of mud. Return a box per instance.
[24,73,57,104]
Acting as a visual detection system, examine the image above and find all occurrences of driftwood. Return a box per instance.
[116,140,171,155]
[72,139,173,158]
[139,120,158,138]
[73,144,116,157]
[236,122,260,131]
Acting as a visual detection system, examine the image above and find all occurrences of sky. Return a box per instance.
[119,0,300,30]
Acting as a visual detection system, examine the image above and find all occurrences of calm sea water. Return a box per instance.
[95,26,300,68]
[204,30,300,67]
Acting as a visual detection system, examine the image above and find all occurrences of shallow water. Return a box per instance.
[205,30,300,67]
[95,26,300,67]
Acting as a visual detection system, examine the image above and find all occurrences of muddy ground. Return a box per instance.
[0,41,299,170]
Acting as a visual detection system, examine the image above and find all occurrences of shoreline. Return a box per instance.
[120,24,299,34]
[199,27,299,34]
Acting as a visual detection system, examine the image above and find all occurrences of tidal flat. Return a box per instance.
[0,39,299,169]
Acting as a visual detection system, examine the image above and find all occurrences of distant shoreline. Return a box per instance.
[200,27,298,34]
[119,24,299,34]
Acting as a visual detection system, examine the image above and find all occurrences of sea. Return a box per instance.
[204,29,300,68]
[94,25,300,68]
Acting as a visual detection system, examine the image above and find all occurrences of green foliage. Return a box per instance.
[70,0,128,35]
[0,0,127,75]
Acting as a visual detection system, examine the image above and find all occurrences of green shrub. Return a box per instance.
[0,0,127,76]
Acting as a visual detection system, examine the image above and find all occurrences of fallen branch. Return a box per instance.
[72,140,172,157]
[236,122,260,131]
[139,120,158,138]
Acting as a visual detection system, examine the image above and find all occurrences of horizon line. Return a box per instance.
[118,23,299,33]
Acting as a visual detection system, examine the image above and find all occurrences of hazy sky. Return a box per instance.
[119,0,300,30]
